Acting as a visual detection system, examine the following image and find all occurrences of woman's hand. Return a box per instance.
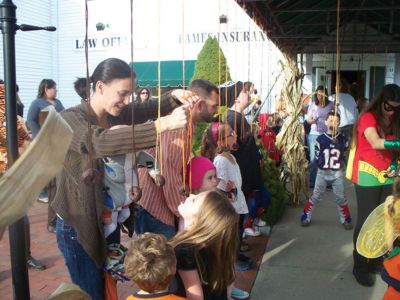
[155,106,188,133]
[226,180,235,192]
[307,116,316,124]
[172,89,200,109]
[109,124,129,130]
[386,166,396,178]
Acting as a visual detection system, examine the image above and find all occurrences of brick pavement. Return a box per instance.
[0,202,268,299]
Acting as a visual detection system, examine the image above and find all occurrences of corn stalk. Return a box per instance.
[275,55,308,206]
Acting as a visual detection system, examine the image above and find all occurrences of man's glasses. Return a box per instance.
[383,101,400,113]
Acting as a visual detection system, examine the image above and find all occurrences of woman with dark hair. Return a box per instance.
[27,79,64,138]
[27,79,65,229]
[307,86,333,187]
[135,87,151,102]
[350,84,400,287]
[52,58,192,299]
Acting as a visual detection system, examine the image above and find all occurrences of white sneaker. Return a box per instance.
[37,196,49,203]
[254,218,267,227]
[231,287,249,299]
[244,227,261,237]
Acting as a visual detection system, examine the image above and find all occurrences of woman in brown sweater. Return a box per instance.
[52,58,192,299]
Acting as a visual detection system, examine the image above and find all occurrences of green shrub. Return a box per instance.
[258,143,289,225]
[191,37,231,155]
[191,37,231,85]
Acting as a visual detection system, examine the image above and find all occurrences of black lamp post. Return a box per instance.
[0,1,55,298]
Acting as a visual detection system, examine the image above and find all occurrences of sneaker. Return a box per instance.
[343,221,353,230]
[47,225,56,233]
[37,195,49,203]
[231,287,249,299]
[301,219,310,227]
[353,268,375,286]
[254,218,267,227]
[238,253,253,265]
[27,256,46,270]
[240,242,250,252]
[244,227,261,237]
[234,261,254,272]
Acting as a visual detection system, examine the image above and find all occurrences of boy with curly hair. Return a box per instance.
[124,233,184,299]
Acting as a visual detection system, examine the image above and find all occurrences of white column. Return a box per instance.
[303,53,313,94]
[394,53,400,84]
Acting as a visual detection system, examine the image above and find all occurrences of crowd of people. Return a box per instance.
[299,80,400,291]
[1,58,400,300]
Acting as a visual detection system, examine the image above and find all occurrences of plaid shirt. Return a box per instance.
[138,128,189,226]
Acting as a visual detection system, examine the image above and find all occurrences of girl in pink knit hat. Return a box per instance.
[187,156,219,194]
[182,154,250,299]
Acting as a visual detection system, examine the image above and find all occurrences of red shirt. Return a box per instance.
[352,112,394,183]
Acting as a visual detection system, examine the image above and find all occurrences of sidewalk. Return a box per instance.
[0,201,268,299]
[252,180,386,300]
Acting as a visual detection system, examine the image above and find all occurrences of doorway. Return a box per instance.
[330,70,366,100]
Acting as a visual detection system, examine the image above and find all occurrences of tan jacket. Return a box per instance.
[52,95,179,267]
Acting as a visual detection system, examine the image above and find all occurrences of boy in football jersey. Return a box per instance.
[301,111,353,229]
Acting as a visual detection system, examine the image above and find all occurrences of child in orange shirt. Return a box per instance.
[124,233,185,300]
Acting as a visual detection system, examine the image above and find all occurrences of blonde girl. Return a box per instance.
[170,190,239,300]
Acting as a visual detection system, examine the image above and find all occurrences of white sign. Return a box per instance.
[74,35,129,51]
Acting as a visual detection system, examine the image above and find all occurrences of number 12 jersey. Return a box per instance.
[315,132,348,170]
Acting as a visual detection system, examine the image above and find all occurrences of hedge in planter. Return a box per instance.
[259,143,289,225]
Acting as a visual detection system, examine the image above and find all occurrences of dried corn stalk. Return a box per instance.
[276,56,308,206]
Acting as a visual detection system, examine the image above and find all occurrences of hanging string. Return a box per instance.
[250,15,257,132]
[242,7,251,141]
[323,46,327,92]
[233,2,238,145]
[333,0,341,139]
[181,0,187,192]
[224,0,229,148]
[384,47,388,85]
[82,0,96,184]
[180,0,193,194]
[155,0,163,176]
[129,0,139,195]
[218,0,222,148]
[373,47,377,98]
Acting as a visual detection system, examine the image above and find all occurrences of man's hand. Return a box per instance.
[171,89,200,109]
[155,106,188,133]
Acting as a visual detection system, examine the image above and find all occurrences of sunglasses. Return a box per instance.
[140,92,149,95]
[383,101,400,113]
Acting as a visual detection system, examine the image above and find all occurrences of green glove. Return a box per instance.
[384,140,400,149]
[389,160,398,171]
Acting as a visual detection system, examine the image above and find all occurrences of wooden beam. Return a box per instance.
[275,6,400,13]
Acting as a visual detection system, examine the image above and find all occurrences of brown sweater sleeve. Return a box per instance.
[62,108,156,159]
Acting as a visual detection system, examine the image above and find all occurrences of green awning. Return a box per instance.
[131,60,196,87]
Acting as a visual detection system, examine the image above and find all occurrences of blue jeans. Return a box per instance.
[308,134,320,187]
[134,207,176,239]
[248,185,271,218]
[56,217,104,300]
